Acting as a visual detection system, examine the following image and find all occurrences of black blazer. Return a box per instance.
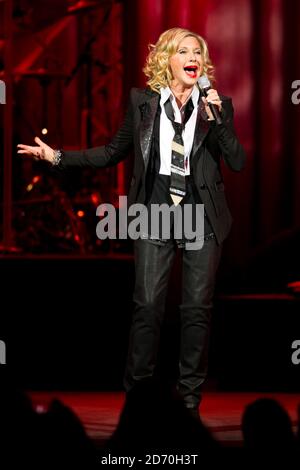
[61,87,246,244]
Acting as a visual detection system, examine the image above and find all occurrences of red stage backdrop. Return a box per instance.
[123,0,300,265]
[2,0,300,268]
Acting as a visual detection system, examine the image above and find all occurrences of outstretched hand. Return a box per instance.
[17,137,55,164]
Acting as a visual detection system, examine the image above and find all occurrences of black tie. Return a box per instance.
[164,98,194,205]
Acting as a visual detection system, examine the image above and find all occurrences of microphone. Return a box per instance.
[198,75,222,125]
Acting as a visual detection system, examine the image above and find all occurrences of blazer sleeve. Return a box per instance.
[59,90,135,169]
[211,98,246,172]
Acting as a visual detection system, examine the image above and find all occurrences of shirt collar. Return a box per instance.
[160,85,199,107]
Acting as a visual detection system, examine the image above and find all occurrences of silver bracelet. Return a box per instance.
[52,149,62,166]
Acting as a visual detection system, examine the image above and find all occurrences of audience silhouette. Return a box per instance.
[106,378,218,454]
[1,370,299,467]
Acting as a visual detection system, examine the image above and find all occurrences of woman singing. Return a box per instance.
[18,27,246,418]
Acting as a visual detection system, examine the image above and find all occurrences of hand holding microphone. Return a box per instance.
[198,75,222,124]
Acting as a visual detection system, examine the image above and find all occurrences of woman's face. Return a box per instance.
[169,36,203,89]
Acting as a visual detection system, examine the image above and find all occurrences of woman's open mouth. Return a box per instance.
[184,66,198,78]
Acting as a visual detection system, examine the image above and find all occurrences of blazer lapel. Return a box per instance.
[138,89,209,167]
[139,93,160,168]
[191,98,210,160]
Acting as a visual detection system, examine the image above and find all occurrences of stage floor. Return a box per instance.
[30,391,299,447]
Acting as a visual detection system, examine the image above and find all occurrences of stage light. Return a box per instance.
[91,193,100,205]
[27,175,41,191]
[77,210,85,217]
[41,128,48,135]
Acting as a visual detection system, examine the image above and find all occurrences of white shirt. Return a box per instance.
[159,85,199,176]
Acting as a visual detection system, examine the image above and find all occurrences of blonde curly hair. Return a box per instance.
[143,27,215,93]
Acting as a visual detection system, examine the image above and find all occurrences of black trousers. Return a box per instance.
[124,237,222,407]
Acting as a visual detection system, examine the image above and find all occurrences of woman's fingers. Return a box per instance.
[34,136,45,147]
[202,97,213,119]
[34,137,54,161]
[206,88,219,99]
[17,139,55,163]
[17,144,31,150]
[17,144,39,155]
[206,89,222,110]
[202,94,222,120]
[17,143,44,162]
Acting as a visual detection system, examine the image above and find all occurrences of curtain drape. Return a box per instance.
[123,0,300,265]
